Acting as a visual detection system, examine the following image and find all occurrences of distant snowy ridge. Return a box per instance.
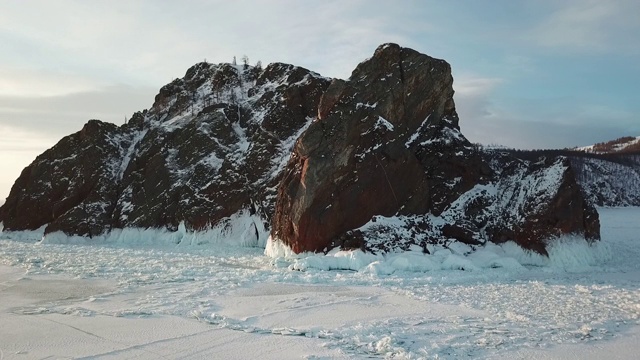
[576,135,640,154]
[494,147,640,207]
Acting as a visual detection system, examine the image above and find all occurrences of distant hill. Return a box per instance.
[571,136,640,206]
[576,136,640,154]
[501,136,640,207]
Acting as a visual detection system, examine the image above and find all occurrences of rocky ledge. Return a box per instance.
[0,43,599,254]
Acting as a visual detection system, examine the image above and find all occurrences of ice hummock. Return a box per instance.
[265,233,612,274]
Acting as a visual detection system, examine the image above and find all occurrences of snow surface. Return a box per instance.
[1,207,639,359]
[374,116,395,132]
[405,115,430,147]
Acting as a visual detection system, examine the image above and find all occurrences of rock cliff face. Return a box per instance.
[343,154,600,256]
[0,43,600,254]
[572,154,640,206]
[0,61,330,245]
[1,120,126,236]
[503,148,640,207]
[270,44,599,255]
[572,138,640,206]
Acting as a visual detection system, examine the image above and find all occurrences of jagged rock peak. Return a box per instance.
[272,43,481,253]
[353,43,457,126]
[148,60,327,125]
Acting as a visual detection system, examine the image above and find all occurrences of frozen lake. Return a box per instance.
[1,207,639,359]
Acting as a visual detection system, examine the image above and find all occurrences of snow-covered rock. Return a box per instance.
[271,44,599,255]
[0,43,601,255]
[491,147,640,207]
[0,61,330,245]
[569,136,640,205]
[571,154,640,206]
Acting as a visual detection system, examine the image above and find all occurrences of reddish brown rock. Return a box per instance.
[271,43,599,254]
[481,155,601,256]
[272,44,488,253]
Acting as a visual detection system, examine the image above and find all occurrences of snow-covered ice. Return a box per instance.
[1,207,639,359]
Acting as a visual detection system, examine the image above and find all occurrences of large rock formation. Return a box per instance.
[0,61,330,244]
[0,43,600,254]
[271,44,599,255]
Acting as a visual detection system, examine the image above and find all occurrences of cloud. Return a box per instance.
[454,76,504,98]
[0,125,59,202]
[0,0,424,84]
[0,85,156,202]
[0,85,156,139]
[453,73,639,149]
[453,74,505,130]
[0,67,106,97]
[463,115,636,149]
[529,0,640,53]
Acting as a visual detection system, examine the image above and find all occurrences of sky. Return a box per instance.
[1,0,639,203]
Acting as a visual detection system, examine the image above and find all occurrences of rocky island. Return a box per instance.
[0,44,600,255]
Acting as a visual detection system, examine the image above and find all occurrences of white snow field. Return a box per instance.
[1,207,639,359]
